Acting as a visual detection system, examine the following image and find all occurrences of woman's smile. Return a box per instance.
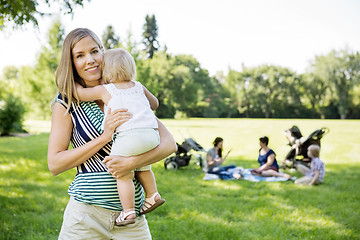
[72,36,103,86]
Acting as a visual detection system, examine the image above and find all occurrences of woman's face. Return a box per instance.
[217,141,223,148]
[259,141,266,148]
[72,36,103,87]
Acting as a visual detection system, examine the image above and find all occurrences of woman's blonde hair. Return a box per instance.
[55,28,104,112]
[102,48,136,83]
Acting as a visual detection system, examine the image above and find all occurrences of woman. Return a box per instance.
[47,28,177,239]
[251,136,291,179]
[206,137,240,180]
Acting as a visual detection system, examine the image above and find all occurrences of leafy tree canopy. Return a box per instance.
[0,0,89,30]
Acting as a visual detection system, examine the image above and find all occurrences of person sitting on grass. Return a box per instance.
[294,144,325,186]
[206,137,241,180]
[251,136,291,179]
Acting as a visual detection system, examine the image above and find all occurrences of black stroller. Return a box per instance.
[164,138,206,170]
[282,126,329,169]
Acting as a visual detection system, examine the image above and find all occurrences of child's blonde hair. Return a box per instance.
[308,144,320,158]
[102,48,136,83]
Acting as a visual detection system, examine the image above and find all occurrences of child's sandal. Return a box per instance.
[115,210,136,226]
[139,192,165,216]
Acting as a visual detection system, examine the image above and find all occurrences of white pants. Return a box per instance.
[58,197,152,240]
[111,128,160,171]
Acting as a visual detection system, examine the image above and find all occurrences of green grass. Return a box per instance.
[1,119,360,239]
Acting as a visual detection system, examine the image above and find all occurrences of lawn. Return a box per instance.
[1,119,359,239]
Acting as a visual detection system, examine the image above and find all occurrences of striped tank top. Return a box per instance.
[56,94,144,213]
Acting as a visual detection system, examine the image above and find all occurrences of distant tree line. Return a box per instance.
[1,15,360,135]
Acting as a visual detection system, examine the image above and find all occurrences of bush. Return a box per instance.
[156,103,176,118]
[0,93,25,136]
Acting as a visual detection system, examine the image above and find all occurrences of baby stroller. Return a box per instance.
[282,126,329,169]
[164,138,206,170]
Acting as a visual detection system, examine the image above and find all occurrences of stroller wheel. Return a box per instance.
[165,161,178,170]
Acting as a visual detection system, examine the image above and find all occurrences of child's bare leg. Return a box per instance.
[136,170,165,215]
[116,171,136,220]
[135,170,160,200]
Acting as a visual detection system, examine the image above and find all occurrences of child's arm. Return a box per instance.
[75,83,106,102]
[143,86,159,110]
[308,170,320,186]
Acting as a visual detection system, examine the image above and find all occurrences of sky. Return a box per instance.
[1,0,360,76]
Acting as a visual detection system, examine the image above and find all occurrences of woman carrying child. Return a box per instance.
[76,48,167,225]
[48,28,177,239]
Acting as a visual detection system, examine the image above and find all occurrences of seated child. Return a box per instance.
[294,144,325,185]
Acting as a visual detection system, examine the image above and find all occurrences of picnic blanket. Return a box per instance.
[203,167,295,182]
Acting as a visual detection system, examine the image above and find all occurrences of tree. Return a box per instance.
[311,49,360,119]
[0,65,26,135]
[171,54,233,118]
[122,28,142,61]
[142,14,159,59]
[137,52,205,118]
[102,25,120,50]
[226,65,300,118]
[299,73,328,118]
[1,66,20,94]
[20,19,64,118]
[0,93,25,136]
[0,0,89,30]
[139,51,176,118]
[225,69,247,116]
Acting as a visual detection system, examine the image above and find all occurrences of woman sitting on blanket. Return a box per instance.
[251,136,291,179]
[206,137,241,180]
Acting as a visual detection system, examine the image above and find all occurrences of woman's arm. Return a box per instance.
[104,118,177,178]
[47,102,131,176]
[258,153,275,171]
[143,86,159,110]
[206,150,227,168]
[206,153,216,168]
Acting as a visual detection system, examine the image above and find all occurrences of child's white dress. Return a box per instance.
[103,82,160,171]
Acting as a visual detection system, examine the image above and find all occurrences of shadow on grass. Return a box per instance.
[0,133,74,240]
[149,159,360,240]
[1,134,359,239]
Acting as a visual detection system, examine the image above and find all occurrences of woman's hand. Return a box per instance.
[102,108,132,142]
[104,119,176,179]
[48,102,124,176]
[103,155,134,179]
